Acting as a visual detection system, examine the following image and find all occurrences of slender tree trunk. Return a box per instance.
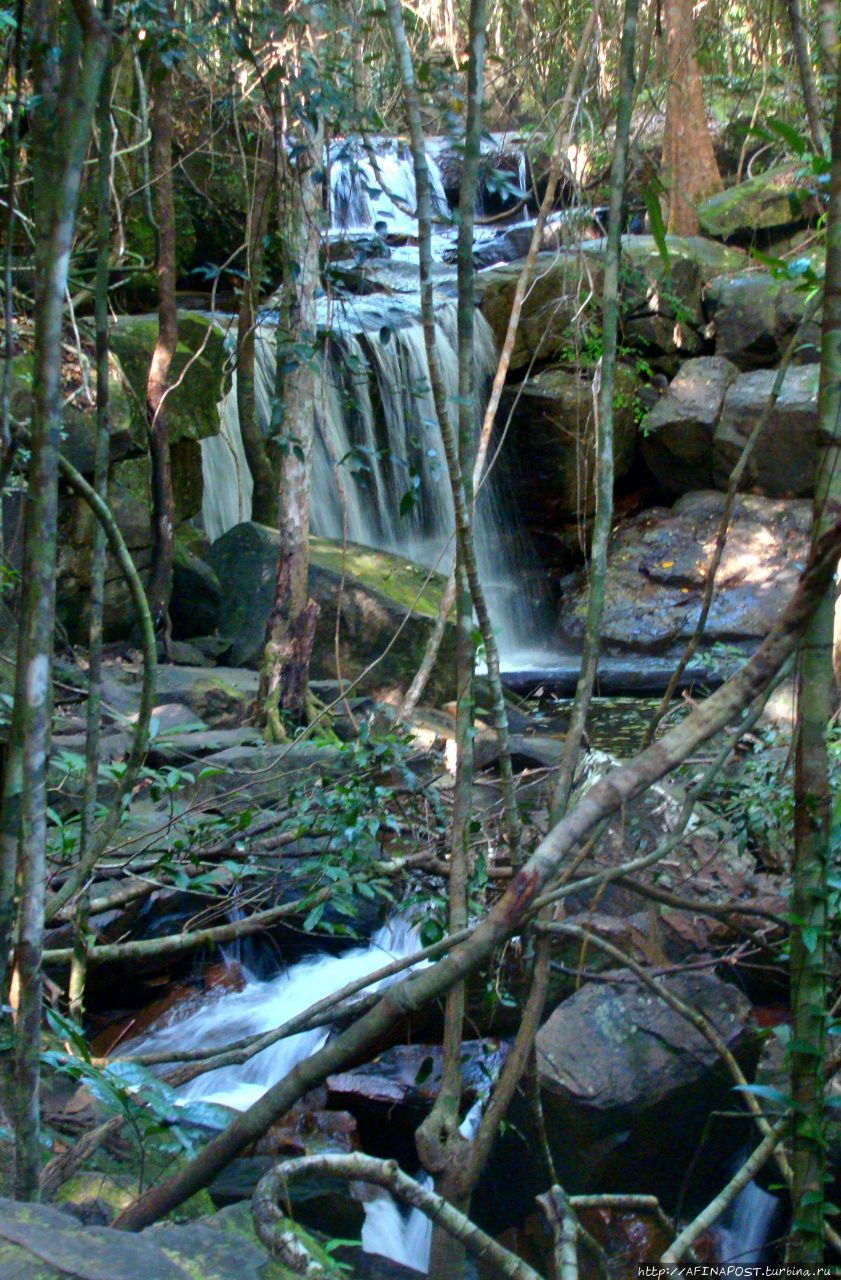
[786,0,828,153]
[6,0,110,1198]
[145,15,177,635]
[257,5,324,738]
[660,0,722,234]
[786,59,841,1274]
[552,0,640,821]
[414,10,486,1277]
[69,31,113,1017]
[236,125,276,526]
[819,0,838,76]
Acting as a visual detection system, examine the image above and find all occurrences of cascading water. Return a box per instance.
[126,918,424,1113]
[203,296,545,663]
[328,138,450,235]
[125,918,478,1273]
[714,1178,780,1267]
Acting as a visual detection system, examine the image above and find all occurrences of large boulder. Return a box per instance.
[502,362,639,524]
[704,268,822,368]
[713,363,820,496]
[536,972,756,1192]
[697,164,821,242]
[109,311,229,444]
[475,236,744,370]
[559,490,812,657]
[208,524,456,701]
[641,356,739,496]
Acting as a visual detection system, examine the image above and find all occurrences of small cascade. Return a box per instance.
[715,1178,780,1267]
[202,300,544,662]
[328,138,450,234]
[361,1098,485,1272]
[517,151,530,221]
[125,917,425,1112]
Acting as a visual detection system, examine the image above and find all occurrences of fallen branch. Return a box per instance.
[252,1153,542,1280]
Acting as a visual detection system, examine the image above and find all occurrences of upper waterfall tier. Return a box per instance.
[328,137,450,235]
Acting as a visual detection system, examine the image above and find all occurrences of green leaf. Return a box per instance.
[642,183,669,272]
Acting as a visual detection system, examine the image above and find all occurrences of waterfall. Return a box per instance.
[202,300,543,662]
[361,1097,485,1272]
[715,1179,780,1267]
[328,138,450,234]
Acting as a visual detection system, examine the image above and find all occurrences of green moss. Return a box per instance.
[110,311,229,444]
[698,165,808,239]
[309,535,446,619]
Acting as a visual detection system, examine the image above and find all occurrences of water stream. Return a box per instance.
[126,918,455,1272]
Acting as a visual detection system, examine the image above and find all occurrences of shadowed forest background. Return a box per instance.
[0,0,840,1275]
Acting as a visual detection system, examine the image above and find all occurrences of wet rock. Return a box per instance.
[536,971,756,1192]
[171,544,222,639]
[713,363,820,496]
[327,1039,509,1113]
[559,490,812,657]
[697,164,821,242]
[705,269,822,368]
[502,363,639,522]
[209,523,457,702]
[641,357,739,496]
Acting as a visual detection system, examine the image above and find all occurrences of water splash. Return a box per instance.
[328,137,449,235]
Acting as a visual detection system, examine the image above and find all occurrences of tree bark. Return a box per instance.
[660,0,722,234]
[236,125,277,526]
[257,6,324,738]
[69,20,114,1018]
[786,55,841,1274]
[5,0,110,1199]
[145,13,177,634]
[786,0,828,153]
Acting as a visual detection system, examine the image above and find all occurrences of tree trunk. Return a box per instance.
[552,0,639,820]
[145,16,177,635]
[4,0,110,1198]
[660,0,722,235]
[257,5,325,738]
[786,56,841,1274]
[69,29,113,1018]
[785,0,828,153]
[236,125,276,526]
[819,0,838,76]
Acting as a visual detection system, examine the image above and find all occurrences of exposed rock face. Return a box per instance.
[641,356,739,496]
[559,490,812,656]
[536,972,755,1190]
[502,363,639,522]
[697,164,820,241]
[713,363,820,496]
[208,523,456,701]
[705,269,822,368]
[476,236,745,370]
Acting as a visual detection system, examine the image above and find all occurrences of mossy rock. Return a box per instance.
[0,1195,291,1280]
[697,164,820,241]
[476,235,745,368]
[110,311,229,444]
[207,523,456,702]
[10,351,143,475]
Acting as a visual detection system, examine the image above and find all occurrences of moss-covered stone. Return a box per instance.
[110,311,229,444]
[476,236,745,368]
[207,523,456,702]
[697,164,819,241]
